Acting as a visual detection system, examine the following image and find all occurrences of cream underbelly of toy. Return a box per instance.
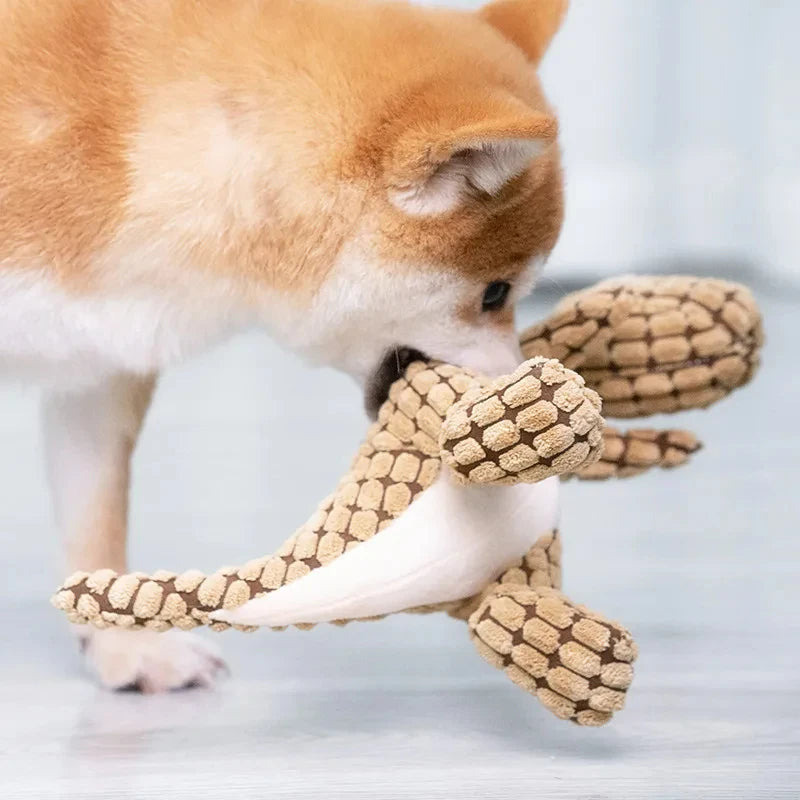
[52,275,763,726]
[214,476,560,628]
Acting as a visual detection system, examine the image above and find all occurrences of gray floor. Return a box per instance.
[1,280,798,799]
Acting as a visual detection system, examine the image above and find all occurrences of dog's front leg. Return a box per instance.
[42,373,225,692]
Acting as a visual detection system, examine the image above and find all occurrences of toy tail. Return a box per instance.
[50,561,279,633]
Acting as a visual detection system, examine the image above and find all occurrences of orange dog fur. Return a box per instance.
[0,0,568,691]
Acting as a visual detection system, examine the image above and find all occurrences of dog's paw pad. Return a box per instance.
[80,628,226,693]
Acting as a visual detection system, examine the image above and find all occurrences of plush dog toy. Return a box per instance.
[52,275,762,726]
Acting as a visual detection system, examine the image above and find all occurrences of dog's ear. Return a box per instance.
[480,0,568,65]
[386,96,556,216]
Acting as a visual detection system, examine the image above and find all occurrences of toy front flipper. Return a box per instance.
[440,357,604,486]
[520,276,763,417]
[469,584,637,726]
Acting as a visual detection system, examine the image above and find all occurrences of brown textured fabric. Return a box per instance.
[52,362,469,633]
[520,275,763,418]
[572,426,701,480]
[452,530,635,725]
[448,527,563,622]
[52,359,603,634]
[469,582,637,725]
[51,275,764,727]
[440,359,603,485]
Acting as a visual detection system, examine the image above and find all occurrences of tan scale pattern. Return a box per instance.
[520,276,763,418]
[449,528,563,622]
[53,358,604,636]
[440,358,604,485]
[468,583,637,726]
[448,530,636,726]
[51,276,765,726]
[52,361,477,633]
[573,426,702,480]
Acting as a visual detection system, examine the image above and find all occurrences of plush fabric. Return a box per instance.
[520,275,762,418]
[52,276,762,726]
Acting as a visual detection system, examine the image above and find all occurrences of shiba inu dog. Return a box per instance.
[0,0,567,691]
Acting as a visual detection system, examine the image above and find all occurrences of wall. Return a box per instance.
[444,0,800,284]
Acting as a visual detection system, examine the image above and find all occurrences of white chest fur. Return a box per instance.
[0,268,251,389]
[214,474,561,627]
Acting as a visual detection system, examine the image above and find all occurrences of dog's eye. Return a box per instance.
[482,281,511,311]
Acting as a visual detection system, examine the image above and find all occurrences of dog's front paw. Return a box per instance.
[79,628,226,693]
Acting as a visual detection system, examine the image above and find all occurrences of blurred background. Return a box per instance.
[529,0,799,287]
[1,1,798,797]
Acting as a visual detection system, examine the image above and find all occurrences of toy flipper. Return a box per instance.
[520,276,763,418]
[571,426,701,480]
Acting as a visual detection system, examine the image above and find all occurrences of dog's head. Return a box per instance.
[123,0,567,407]
[302,0,568,413]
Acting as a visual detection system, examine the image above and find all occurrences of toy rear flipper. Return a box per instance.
[570,426,702,480]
